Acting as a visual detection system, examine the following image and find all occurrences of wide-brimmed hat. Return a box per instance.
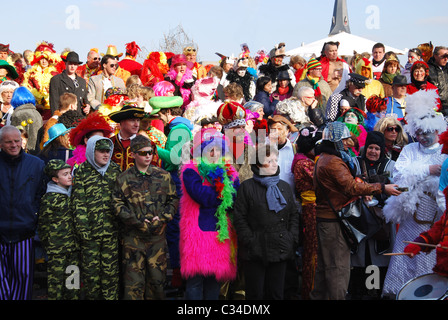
[108,102,146,123]
[148,96,184,115]
[65,51,83,65]
[267,115,298,132]
[170,54,193,69]
[44,123,72,147]
[101,45,123,58]
[0,60,18,79]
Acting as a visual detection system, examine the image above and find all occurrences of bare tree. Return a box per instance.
[159,24,198,57]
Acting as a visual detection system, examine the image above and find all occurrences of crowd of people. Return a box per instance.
[1,39,448,301]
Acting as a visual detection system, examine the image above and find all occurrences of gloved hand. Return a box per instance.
[404,243,421,257]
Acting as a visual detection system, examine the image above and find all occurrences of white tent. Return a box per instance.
[286,31,406,58]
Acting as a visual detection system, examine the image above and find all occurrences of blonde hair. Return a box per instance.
[373,117,408,146]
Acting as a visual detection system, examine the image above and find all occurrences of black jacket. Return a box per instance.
[49,70,88,114]
[428,57,448,113]
[233,167,300,263]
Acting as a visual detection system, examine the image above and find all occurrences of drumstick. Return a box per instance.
[403,241,448,250]
[383,252,412,256]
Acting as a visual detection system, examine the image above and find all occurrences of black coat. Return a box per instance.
[233,168,300,263]
[49,70,88,114]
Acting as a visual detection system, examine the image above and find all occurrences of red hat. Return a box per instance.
[217,101,247,129]
[69,112,114,147]
[125,41,141,57]
[440,130,448,154]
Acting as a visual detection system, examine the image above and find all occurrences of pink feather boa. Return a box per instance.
[179,161,238,281]
[166,68,194,107]
[66,144,87,168]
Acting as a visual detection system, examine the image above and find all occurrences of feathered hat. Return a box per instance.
[404,89,447,137]
[125,41,141,57]
[31,41,61,65]
[69,112,114,147]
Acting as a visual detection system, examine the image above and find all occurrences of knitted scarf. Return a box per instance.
[197,159,237,242]
[306,75,322,97]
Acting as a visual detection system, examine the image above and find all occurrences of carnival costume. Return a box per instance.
[179,128,239,285]
[382,89,448,297]
[23,42,62,111]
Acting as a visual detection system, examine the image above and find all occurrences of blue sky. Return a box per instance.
[3,0,448,64]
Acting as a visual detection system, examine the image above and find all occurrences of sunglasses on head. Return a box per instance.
[386,126,400,132]
[136,150,153,156]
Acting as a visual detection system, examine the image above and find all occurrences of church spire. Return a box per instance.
[329,0,351,35]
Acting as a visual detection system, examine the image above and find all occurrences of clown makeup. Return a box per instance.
[344,111,358,125]
[416,129,438,148]
[413,67,426,82]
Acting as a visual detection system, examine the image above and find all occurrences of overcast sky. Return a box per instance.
[3,0,448,63]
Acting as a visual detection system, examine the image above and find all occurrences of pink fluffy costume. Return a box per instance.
[179,128,239,298]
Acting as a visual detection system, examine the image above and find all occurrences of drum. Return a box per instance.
[397,273,448,300]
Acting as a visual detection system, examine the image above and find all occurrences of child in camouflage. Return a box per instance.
[113,135,179,300]
[38,159,80,300]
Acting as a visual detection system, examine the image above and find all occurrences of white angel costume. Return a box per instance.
[381,89,448,298]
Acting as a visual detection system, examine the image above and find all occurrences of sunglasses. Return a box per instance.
[185,47,196,53]
[386,126,401,132]
[92,57,101,61]
[108,63,118,68]
[136,150,153,156]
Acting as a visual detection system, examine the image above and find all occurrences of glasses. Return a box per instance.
[136,150,153,156]
[312,68,323,71]
[386,126,401,132]
[108,64,118,68]
[92,57,100,61]
[185,47,196,53]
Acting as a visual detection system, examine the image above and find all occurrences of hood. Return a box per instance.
[85,135,114,176]
[46,181,71,197]
[169,116,194,131]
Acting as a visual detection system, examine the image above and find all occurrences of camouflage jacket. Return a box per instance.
[71,160,121,241]
[38,190,79,255]
[113,165,179,238]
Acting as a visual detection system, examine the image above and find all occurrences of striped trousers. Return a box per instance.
[0,238,35,300]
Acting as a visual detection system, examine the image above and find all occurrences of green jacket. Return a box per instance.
[113,165,179,238]
[38,184,78,255]
[71,160,121,241]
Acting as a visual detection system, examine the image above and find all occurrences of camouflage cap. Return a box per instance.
[95,139,112,151]
[44,159,71,176]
